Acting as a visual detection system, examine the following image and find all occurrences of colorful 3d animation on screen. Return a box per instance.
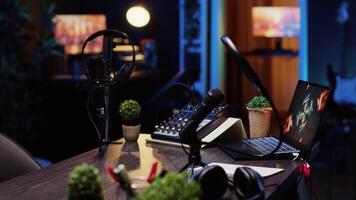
[283,84,329,146]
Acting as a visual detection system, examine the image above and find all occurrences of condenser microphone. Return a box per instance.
[179,89,225,145]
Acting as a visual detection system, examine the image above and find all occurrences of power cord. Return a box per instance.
[86,92,102,150]
[180,139,190,156]
[221,35,285,159]
[295,159,319,200]
[153,82,196,126]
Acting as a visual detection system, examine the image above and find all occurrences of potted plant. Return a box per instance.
[67,163,104,200]
[119,99,141,142]
[246,96,272,138]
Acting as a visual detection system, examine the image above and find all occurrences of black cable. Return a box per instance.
[304,172,319,200]
[264,183,279,188]
[153,82,193,125]
[81,30,135,152]
[221,35,285,159]
[150,82,194,157]
[86,93,102,147]
[180,139,189,156]
[306,183,319,200]
[295,161,320,200]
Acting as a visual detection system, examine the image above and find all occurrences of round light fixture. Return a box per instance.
[126,6,150,28]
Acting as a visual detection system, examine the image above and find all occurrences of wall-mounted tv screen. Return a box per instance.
[252,7,300,38]
[53,14,106,55]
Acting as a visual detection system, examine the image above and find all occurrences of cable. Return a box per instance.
[306,182,319,200]
[81,29,135,153]
[86,93,102,147]
[150,81,194,157]
[303,168,319,200]
[180,139,189,156]
[295,159,320,200]
[292,153,300,161]
[264,183,279,188]
[221,35,285,159]
[153,82,193,125]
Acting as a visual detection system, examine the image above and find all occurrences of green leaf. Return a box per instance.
[135,172,201,200]
[68,163,104,200]
[119,100,141,122]
[246,96,271,109]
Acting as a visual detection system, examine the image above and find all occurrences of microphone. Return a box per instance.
[180,89,225,145]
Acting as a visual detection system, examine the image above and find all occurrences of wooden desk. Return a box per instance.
[0,134,301,199]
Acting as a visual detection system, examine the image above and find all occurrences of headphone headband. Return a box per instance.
[86,29,129,42]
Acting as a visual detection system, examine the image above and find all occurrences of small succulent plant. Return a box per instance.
[246,96,271,110]
[119,100,141,125]
[67,163,104,200]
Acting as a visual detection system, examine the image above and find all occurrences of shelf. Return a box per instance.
[241,49,299,57]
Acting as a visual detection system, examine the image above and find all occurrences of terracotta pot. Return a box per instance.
[122,124,141,142]
[247,108,272,138]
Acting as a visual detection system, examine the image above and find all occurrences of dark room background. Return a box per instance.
[5,0,356,163]
[15,0,181,162]
[55,0,180,80]
[309,0,356,84]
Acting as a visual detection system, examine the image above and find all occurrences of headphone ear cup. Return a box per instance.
[233,167,264,200]
[115,62,133,86]
[194,165,228,200]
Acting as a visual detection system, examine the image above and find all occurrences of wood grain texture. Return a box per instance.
[0,134,301,200]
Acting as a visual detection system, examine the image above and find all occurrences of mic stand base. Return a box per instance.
[179,160,206,172]
[180,157,206,179]
[97,140,123,158]
[179,142,206,178]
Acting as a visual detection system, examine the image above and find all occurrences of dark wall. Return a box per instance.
[22,0,179,162]
[56,0,179,80]
[309,0,356,85]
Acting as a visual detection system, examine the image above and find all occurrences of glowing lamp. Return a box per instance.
[126,6,150,28]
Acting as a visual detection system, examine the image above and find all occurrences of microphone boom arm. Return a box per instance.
[221,35,284,157]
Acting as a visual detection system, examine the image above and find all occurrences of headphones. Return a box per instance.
[193,166,264,200]
[81,29,136,88]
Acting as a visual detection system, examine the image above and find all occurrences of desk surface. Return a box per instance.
[0,134,301,200]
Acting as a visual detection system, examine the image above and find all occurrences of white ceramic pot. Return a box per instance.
[122,124,141,142]
[247,108,272,138]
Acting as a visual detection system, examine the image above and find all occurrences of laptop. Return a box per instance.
[219,80,330,160]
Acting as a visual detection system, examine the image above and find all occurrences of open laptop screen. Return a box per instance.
[283,81,330,151]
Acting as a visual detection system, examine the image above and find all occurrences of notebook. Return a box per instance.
[220,80,330,160]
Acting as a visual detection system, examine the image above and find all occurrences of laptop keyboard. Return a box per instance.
[242,137,300,155]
